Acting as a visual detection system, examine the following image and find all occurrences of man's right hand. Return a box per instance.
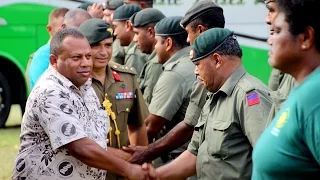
[126,163,151,180]
[123,145,151,164]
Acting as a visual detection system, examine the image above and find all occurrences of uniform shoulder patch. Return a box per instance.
[246,92,260,106]
[109,61,137,75]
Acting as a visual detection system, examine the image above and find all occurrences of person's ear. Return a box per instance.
[147,26,155,38]
[166,37,173,52]
[125,20,132,32]
[50,54,58,68]
[197,24,208,34]
[300,26,314,50]
[61,23,66,29]
[46,25,52,34]
[212,53,222,69]
[140,2,148,9]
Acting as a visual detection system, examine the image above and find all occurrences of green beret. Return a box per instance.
[113,4,142,21]
[180,0,223,28]
[155,16,186,36]
[78,18,113,45]
[105,0,124,10]
[191,28,233,62]
[130,8,165,27]
[77,2,93,10]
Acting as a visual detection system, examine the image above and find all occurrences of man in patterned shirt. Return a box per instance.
[12,28,150,180]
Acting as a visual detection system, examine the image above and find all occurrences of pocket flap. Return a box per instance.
[194,120,205,130]
[115,101,130,114]
[209,120,231,130]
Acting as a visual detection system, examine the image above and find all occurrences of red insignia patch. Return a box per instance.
[246,92,260,106]
[112,71,121,81]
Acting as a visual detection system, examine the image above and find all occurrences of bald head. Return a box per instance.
[62,8,92,28]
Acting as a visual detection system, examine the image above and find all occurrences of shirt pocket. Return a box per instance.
[115,100,132,131]
[206,120,232,158]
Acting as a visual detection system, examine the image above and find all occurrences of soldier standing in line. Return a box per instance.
[112,4,148,78]
[130,8,165,105]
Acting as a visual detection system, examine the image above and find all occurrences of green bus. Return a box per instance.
[0,0,271,127]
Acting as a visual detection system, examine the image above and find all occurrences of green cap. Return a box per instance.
[113,4,142,21]
[78,18,113,45]
[77,2,93,10]
[155,16,186,36]
[105,0,124,10]
[190,28,233,62]
[180,0,223,28]
[130,8,165,27]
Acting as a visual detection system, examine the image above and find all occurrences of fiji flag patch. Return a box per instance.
[246,92,260,106]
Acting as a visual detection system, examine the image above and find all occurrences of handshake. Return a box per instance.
[126,163,159,180]
[120,145,161,180]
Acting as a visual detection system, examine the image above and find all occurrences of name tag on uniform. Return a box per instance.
[116,92,135,99]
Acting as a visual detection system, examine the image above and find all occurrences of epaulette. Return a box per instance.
[238,78,256,94]
[164,60,179,71]
[109,61,137,75]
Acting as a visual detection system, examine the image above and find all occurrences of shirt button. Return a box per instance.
[126,108,130,112]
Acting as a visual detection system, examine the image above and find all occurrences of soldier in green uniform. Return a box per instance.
[144,16,196,167]
[78,18,149,180]
[264,0,295,124]
[130,8,165,105]
[123,0,225,167]
[149,28,272,180]
[102,0,126,65]
[112,4,148,77]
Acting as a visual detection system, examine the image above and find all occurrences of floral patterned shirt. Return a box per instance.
[12,67,109,180]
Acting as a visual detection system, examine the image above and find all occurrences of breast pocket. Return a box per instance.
[115,100,133,131]
[206,120,231,158]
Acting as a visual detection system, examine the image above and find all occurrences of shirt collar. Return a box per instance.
[218,65,246,96]
[148,50,157,61]
[163,46,191,68]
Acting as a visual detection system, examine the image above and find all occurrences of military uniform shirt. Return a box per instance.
[13,67,109,180]
[92,61,149,149]
[138,50,163,105]
[187,66,272,180]
[184,81,208,127]
[149,47,196,154]
[266,73,295,125]
[123,42,148,78]
[268,68,283,91]
[111,39,126,65]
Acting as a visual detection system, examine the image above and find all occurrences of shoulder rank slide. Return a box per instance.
[246,92,260,106]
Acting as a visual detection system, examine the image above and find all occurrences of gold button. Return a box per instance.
[125,67,128,70]
[113,65,117,68]
[126,108,130,112]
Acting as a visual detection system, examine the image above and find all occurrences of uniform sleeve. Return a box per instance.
[149,72,188,120]
[268,69,281,91]
[238,89,272,147]
[128,79,149,125]
[184,81,208,127]
[28,47,50,89]
[187,120,205,156]
[303,106,320,165]
[32,87,88,151]
[142,63,163,105]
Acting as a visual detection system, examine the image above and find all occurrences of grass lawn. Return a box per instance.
[0,105,22,180]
